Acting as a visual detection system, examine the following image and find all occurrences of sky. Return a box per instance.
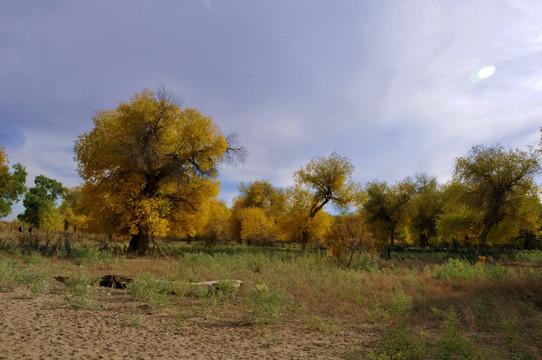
[1,0,542,219]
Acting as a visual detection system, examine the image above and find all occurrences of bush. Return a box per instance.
[246,283,286,325]
[127,272,172,307]
[62,266,97,308]
[367,324,430,360]
[433,259,480,280]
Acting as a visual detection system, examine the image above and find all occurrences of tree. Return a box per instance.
[0,146,27,218]
[277,186,332,247]
[228,180,286,243]
[453,144,541,253]
[58,187,87,232]
[437,181,481,249]
[197,199,231,246]
[407,174,444,248]
[74,89,243,255]
[239,207,276,246]
[292,152,360,251]
[362,179,415,248]
[324,213,374,266]
[18,175,64,228]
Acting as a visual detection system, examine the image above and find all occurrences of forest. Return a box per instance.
[1,89,541,258]
[1,89,542,359]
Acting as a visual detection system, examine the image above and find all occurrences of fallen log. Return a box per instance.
[99,275,133,289]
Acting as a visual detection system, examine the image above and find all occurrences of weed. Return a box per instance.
[433,308,480,360]
[246,283,286,325]
[499,313,537,359]
[388,286,413,322]
[61,266,97,308]
[0,257,19,292]
[174,308,185,328]
[127,272,172,307]
[307,315,343,334]
[63,295,94,309]
[193,296,220,320]
[367,324,430,360]
[29,280,49,295]
[15,260,54,295]
[123,313,144,327]
[471,291,497,331]
[433,259,480,281]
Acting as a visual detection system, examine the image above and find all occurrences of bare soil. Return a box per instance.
[0,284,377,359]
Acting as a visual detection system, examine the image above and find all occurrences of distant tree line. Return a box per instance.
[2,89,541,257]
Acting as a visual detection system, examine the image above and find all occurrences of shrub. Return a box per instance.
[246,283,286,325]
[127,272,172,307]
[0,257,19,292]
[367,324,430,360]
[433,259,481,281]
[62,266,97,308]
[434,309,480,360]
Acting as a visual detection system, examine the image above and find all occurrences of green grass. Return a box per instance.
[2,242,542,358]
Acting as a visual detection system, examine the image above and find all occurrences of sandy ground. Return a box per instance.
[0,284,377,359]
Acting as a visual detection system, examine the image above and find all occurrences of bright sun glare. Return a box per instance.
[477,65,496,79]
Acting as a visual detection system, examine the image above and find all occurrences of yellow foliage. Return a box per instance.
[74,89,228,249]
[277,187,332,244]
[197,199,231,244]
[239,207,276,245]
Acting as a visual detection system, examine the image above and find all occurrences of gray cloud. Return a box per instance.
[1,0,541,217]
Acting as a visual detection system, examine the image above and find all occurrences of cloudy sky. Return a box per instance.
[1,0,542,219]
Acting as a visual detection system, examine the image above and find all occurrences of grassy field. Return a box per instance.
[2,230,542,359]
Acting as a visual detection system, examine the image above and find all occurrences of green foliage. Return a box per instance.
[432,258,510,282]
[307,315,343,334]
[18,175,64,228]
[453,144,541,252]
[0,147,27,217]
[433,259,481,280]
[123,313,144,327]
[388,287,413,321]
[127,272,172,307]
[407,174,444,247]
[367,324,430,360]
[0,256,20,292]
[433,309,480,360]
[62,266,97,308]
[69,246,113,265]
[246,283,286,325]
[362,179,415,247]
[14,258,54,295]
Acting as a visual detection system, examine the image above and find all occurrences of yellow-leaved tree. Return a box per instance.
[287,152,361,251]
[277,186,332,248]
[228,180,286,244]
[74,89,243,254]
[196,198,231,245]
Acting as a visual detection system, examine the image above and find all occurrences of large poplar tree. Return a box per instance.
[454,144,541,254]
[74,89,243,255]
[292,152,360,251]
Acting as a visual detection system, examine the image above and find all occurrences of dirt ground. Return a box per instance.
[0,284,377,359]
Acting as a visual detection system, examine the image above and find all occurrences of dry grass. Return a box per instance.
[2,236,542,358]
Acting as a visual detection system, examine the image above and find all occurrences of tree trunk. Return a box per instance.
[301,230,309,252]
[420,233,428,248]
[128,231,151,255]
[389,226,395,247]
[478,226,489,256]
